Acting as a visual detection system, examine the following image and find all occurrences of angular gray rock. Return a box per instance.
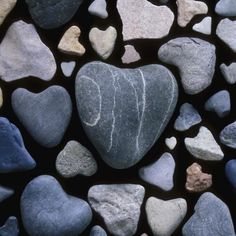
[174,103,202,131]
[0,186,14,203]
[0,20,56,82]
[220,121,236,149]
[205,90,231,118]
[21,175,92,236]
[220,62,236,84]
[182,192,235,236]
[56,140,97,178]
[12,86,72,148]
[158,37,216,95]
[75,61,178,169]
[88,0,108,19]
[61,61,76,77]
[88,184,145,236]
[90,225,107,236]
[0,217,19,236]
[215,0,236,16]
[139,152,175,191]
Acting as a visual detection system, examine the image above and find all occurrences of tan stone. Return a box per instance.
[0,0,17,26]
[186,163,212,192]
[58,26,86,56]
[0,87,2,108]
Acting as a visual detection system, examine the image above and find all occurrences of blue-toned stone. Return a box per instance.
[90,225,107,236]
[0,217,19,236]
[215,0,236,16]
[225,159,236,190]
[220,121,236,149]
[0,186,14,203]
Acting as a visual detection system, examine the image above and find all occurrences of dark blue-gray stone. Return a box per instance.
[0,186,14,203]
[0,117,36,173]
[220,121,236,149]
[25,0,84,29]
[12,86,72,148]
[21,175,92,236]
[90,225,107,236]
[215,0,236,16]
[182,192,235,236]
[0,217,19,236]
[75,61,178,169]
[225,159,236,191]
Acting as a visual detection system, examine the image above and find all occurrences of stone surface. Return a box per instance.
[182,192,235,236]
[25,0,84,29]
[88,184,145,236]
[88,0,108,19]
[0,217,19,236]
[186,163,212,192]
[216,19,236,52]
[122,45,141,64]
[0,186,14,203]
[139,152,175,191]
[0,20,56,82]
[165,137,177,150]
[146,197,187,236]
[90,225,107,236]
[21,175,92,236]
[205,90,231,118]
[117,0,174,40]
[192,16,212,35]
[0,0,17,26]
[174,103,202,131]
[0,87,3,108]
[61,61,76,77]
[56,140,97,178]
[12,86,72,148]
[158,37,216,95]
[0,117,36,173]
[220,121,236,149]
[58,26,86,56]
[215,0,236,16]
[89,26,117,60]
[176,0,208,27]
[185,126,224,161]
[220,62,236,84]
[225,160,236,190]
[75,62,178,169]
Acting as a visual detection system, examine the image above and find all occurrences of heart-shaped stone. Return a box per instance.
[12,86,72,148]
[75,62,178,169]
[21,175,92,236]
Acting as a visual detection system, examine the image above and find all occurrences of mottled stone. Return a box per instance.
[185,126,224,161]
[122,45,141,64]
[75,62,178,169]
[205,90,231,118]
[165,137,177,150]
[56,140,97,178]
[117,0,174,40]
[12,86,72,148]
[220,121,236,149]
[192,16,212,35]
[90,225,107,236]
[215,0,236,16]
[0,20,56,82]
[158,37,216,95]
[88,184,145,236]
[0,117,36,173]
[58,26,86,56]
[174,103,202,131]
[0,87,3,108]
[225,159,236,191]
[0,217,19,236]
[220,62,236,84]
[89,26,117,60]
[146,197,187,236]
[216,19,236,52]
[88,0,108,19]
[139,153,175,191]
[21,175,92,236]
[61,61,76,77]
[0,0,17,26]
[186,163,212,192]
[0,186,14,203]
[182,192,235,236]
[25,0,85,29]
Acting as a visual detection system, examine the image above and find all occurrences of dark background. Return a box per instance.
[0,0,236,235]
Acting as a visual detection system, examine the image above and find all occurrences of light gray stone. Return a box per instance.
[90,225,107,236]
[0,185,14,203]
[88,0,108,19]
[220,121,236,149]
[122,45,141,64]
[220,62,236,84]
[192,16,212,35]
[61,61,76,77]
[215,0,236,16]
[0,0,17,26]
[165,137,177,150]
[0,217,19,236]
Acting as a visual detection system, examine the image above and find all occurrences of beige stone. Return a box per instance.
[176,0,208,27]
[58,26,85,56]
[0,87,2,108]
[186,163,212,192]
[122,45,141,64]
[0,0,17,26]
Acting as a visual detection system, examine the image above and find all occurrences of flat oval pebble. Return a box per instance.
[220,121,236,149]
[0,217,19,236]
[225,159,236,191]
[90,225,107,236]
[0,185,14,203]
[215,0,236,16]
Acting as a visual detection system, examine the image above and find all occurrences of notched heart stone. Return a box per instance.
[75,62,178,169]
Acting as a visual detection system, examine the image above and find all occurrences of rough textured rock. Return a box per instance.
[185,126,224,161]
[215,0,236,16]
[0,87,3,108]
[139,153,175,191]
[0,185,14,203]
[90,225,107,236]
[21,175,92,236]
[158,37,216,95]
[165,137,177,150]
[88,184,145,236]
[75,62,178,169]
[89,26,117,60]
[220,62,236,84]
[61,61,76,77]
[0,0,17,26]
[122,45,141,64]
[176,0,208,27]
[186,163,212,192]
[0,217,19,236]
[12,86,72,148]
[25,0,85,29]
[225,159,236,191]
[0,20,56,82]
[205,90,231,118]
[220,121,236,149]
[0,117,36,173]
[192,16,212,35]
[58,26,86,56]
[216,19,236,52]
[56,140,97,178]
[88,0,108,19]
[117,0,174,40]
[174,103,202,131]
[182,192,235,236]
[146,197,187,236]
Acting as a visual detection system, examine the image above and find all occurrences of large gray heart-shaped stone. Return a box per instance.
[75,62,178,169]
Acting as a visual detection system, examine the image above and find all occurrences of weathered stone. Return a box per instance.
[0,217,19,236]
[0,0,17,26]
[220,62,236,84]
[90,225,107,236]
[0,87,3,108]
[122,45,141,64]
[165,137,177,150]
[225,159,236,191]
[0,185,14,203]
[215,0,236,17]
[192,16,212,35]
[220,121,236,149]
[88,0,108,19]
[61,61,76,77]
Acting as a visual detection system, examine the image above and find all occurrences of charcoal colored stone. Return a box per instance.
[225,159,236,191]
[220,121,236,149]
[0,217,19,236]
